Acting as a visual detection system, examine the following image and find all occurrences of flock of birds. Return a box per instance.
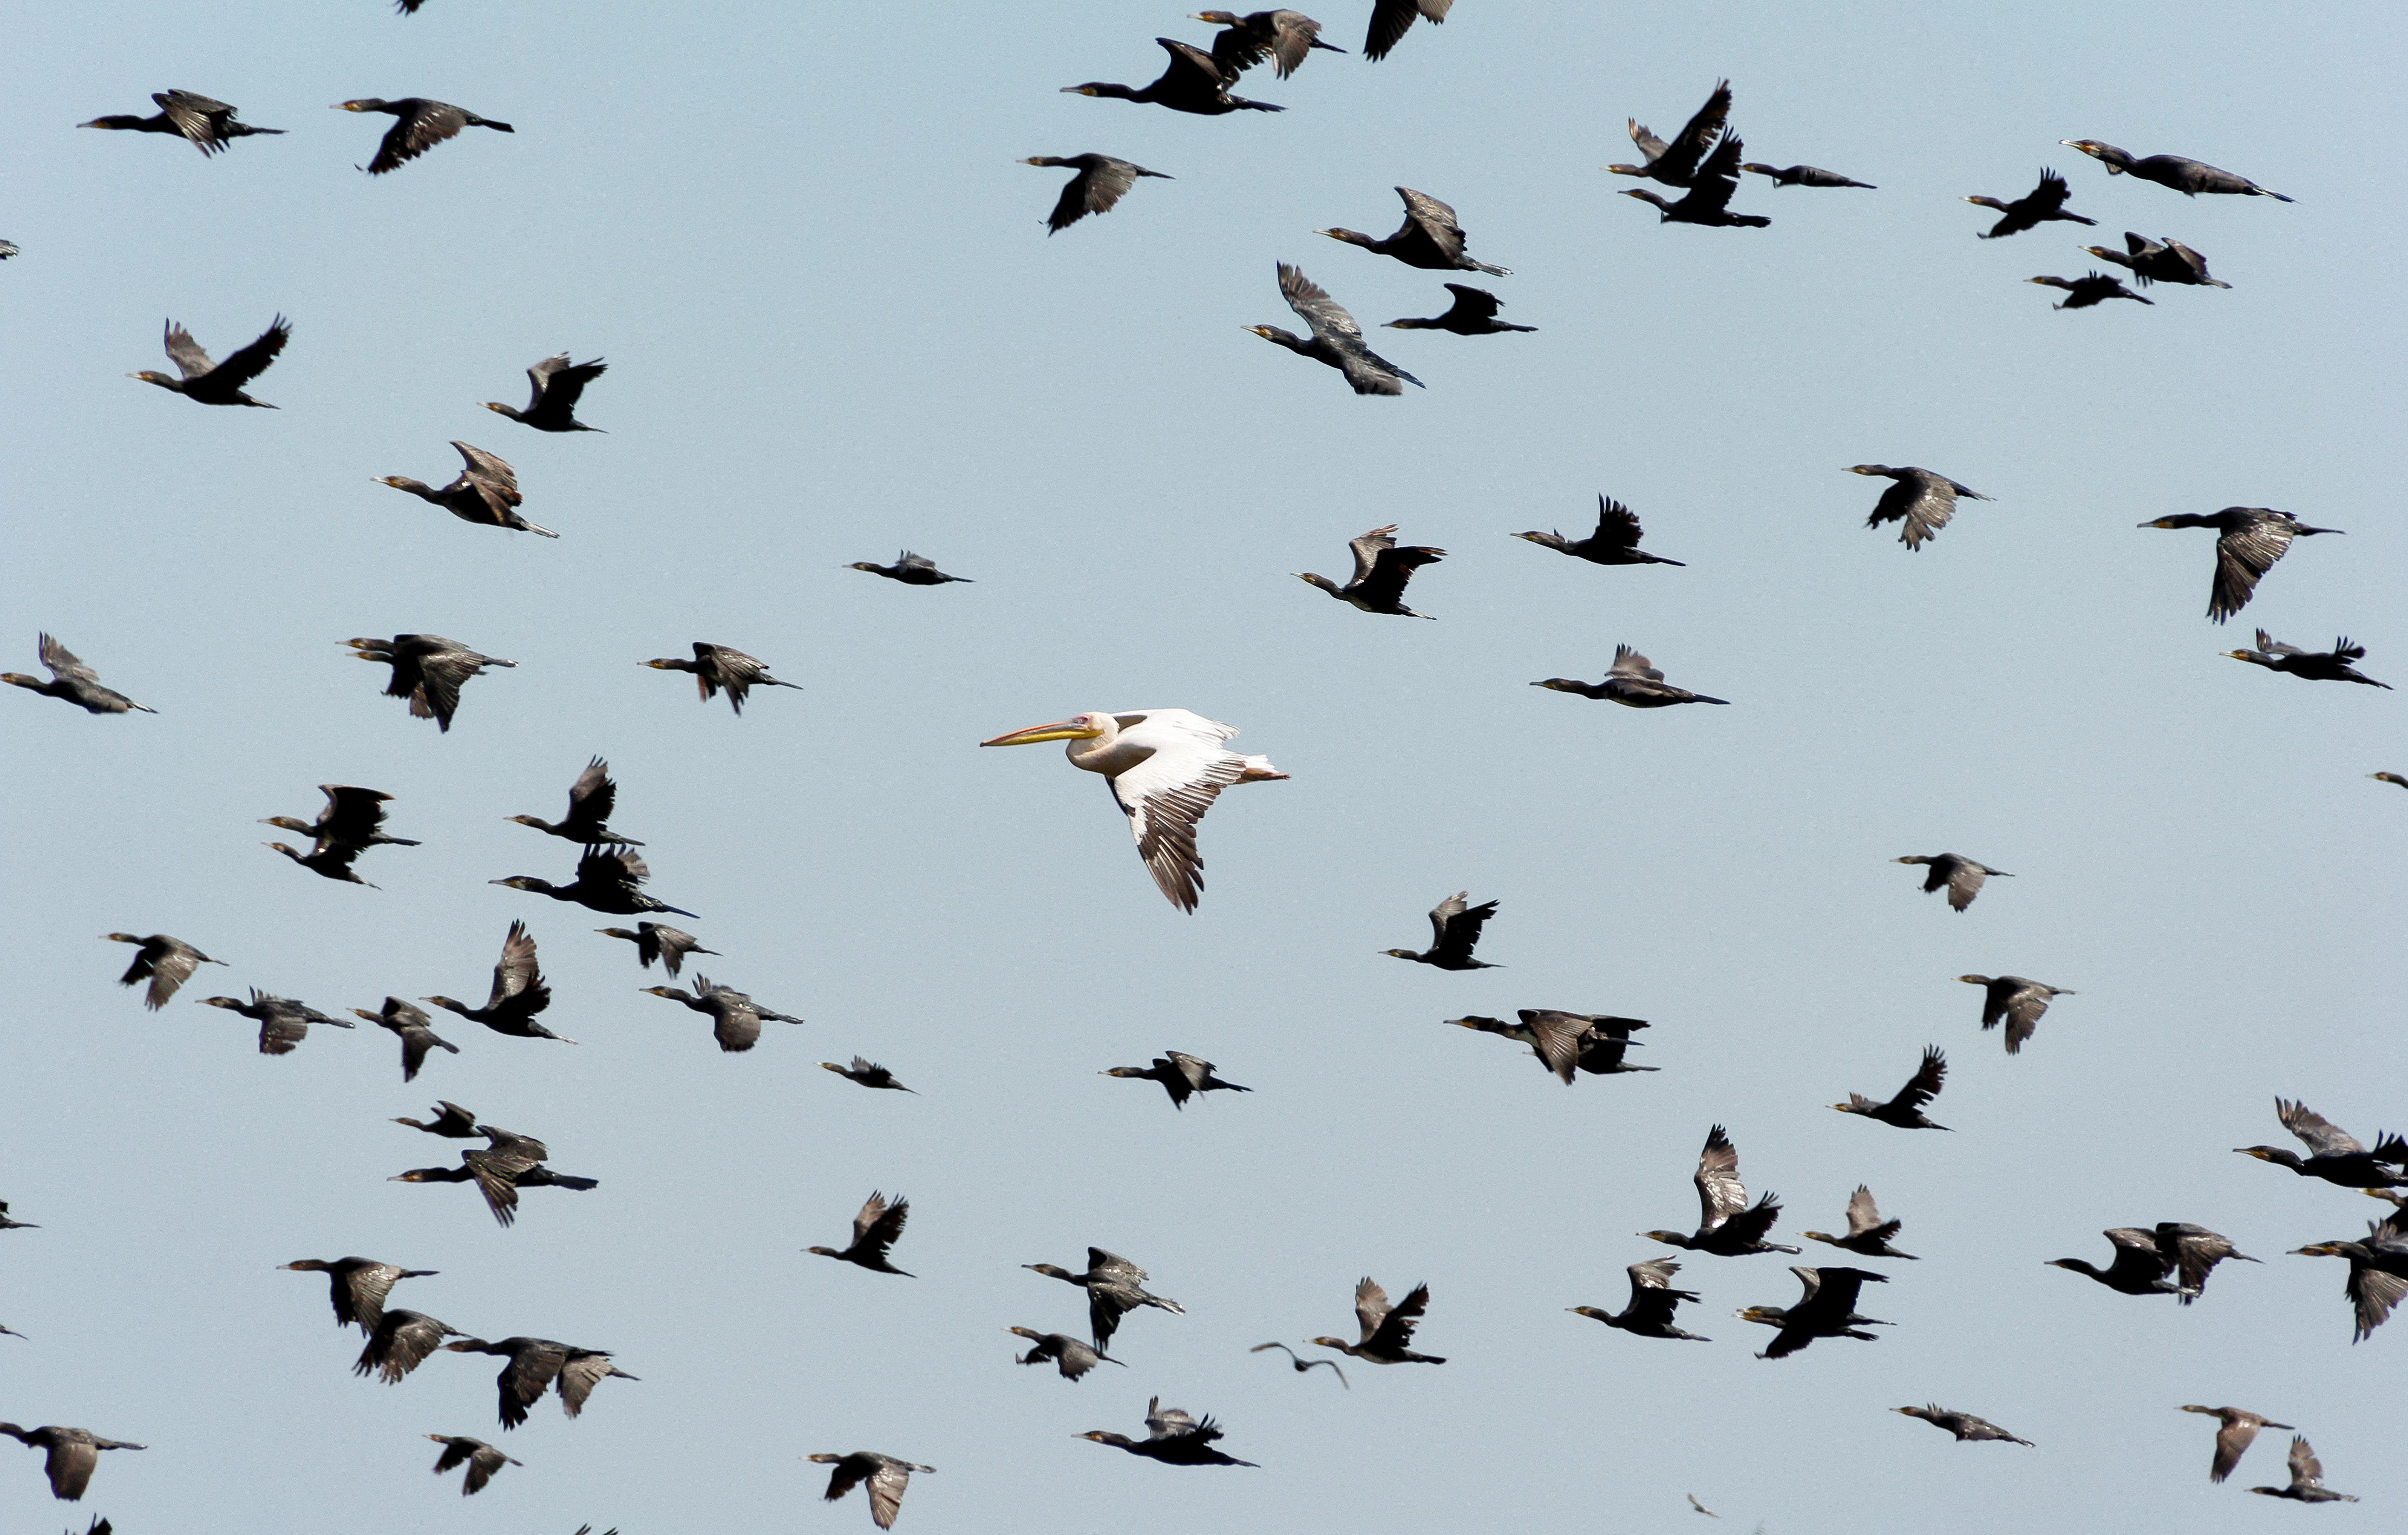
[7,2,2399,1530]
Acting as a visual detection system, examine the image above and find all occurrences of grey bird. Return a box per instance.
[376,441,555,537]
[1317,186,1509,275]
[1008,1327,1122,1381]
[5,634,155,714]
[197,989,354,1055]
[428,1435,521,1496]
[1894,1405,2032,1446]
[1848,465,1991,550]
[2247,1437,2357,1502]
[808,1451,935,1528]
[101,932,223,1010]
[1023,1248,1184,1350]
[1018,155,1171,234]
[1101,1052,1248,1108]
[597,922,713,976]
[1534,643,1727,707]
[2060,140,2291,200]
[1250,1340,1346,1386]
[2224,631,2390,689]
[1803,1187,1918,1260]
[1296,524,1444,617]
[2179,1405,2294,1483]
[0,1425,145,1502]
[2138,508,2340,624]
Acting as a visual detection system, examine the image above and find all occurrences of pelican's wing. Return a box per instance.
[1104,711,1252,912]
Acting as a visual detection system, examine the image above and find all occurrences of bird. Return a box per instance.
[1445,1011,1653,1085]
[1060,39,1282,114]
[126,315,288,408]
[641,642,801,714]
[1894,1406,2033,1447]
[391,1100,481,1137]
[1569,1257,1711,1342]
[280,1257,437,1332]
[423,921,573,1043]
[510,758,643,846]
[0,1426,145,1502]
[443,1337,638,1429]
[197,989,353,1055]
[1193,10,1341,77]
[263,837,375,887]
[1381,283,1535,335]
[1295,524,1445,617]
[641,975,802,1053]
[1009,1327,1122,1381]
[261,784,419,858]
[1513,495,1684,565]
[1894,853,2009,912]
[5,634,155,715]
[2082,232,2231,288]
[979,708,1287,912]
[1079,1400,1259,1467]
[1309,1277,1446,1365]
[2028,272,2153,309]
[0,1322,21,1340]
[1533,644,1728,707]
[389,1123,600,1227]
[0,240,15,259]
[2060,140,2291,200]
[1963,169,2094,238]
[428,1435,521,1496]
[2049,1224,2257,1303]
[1846,464,1991,551]
[1642,1124,1800,1256]
[1023,1249,1184,1351]
[1958,975,2074,1055]
[1250,1340,1346,1385]
[1741,161,1875,189]
[2247,1437,2358,1502]
[1619,132,1768,227]
[484,354,607,432]
[2179,1405,2296,1483]
[2290,1206,2408,1342]
[1101,1052,1249,1107]
[1019,155,1171,234]
[1804,1187,1918,1261]
[78,90,282,155]
[0,1201,34,1232]
[2236,1099,2408,1189]
[1382,890,1500,969]
[350,998,461,1081]
[2224,631,2390,689]
[1832,1046,1951,1130]
[101,932,223,1010]
[334,97,513,174]
[1363,0,1450,60]
[2372,772,2408,790]
[1248,262,1423,395]
[2138,507,2341,623]
[344,634,516,733]
[1604,81,1732,186]
[376,441,555,537]
[809,1452,935,1528]
[1318,186,1509,276]
[493,845,697,919]
[596,921,714,976]
[808,1192,913,1276]
[822,1057,915,1093]
[845,551,972,585]
[1735,1267,1890,1358]
[1687,1494,1719,1517]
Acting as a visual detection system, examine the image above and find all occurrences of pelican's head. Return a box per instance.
[980,713,1111,748]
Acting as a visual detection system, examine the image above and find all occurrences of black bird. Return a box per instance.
[1364,0,1450,60]
[392,1100,481,1138]
[1963,170,2094,238]
[1832,1046,1951,1130]
[845,551,972,585]
[281,1257,437,1332]
[1643,1125,1800,1256]
[510,757,642,846]
[484,354,606,432]
[2372,772,2408,789]
[1534,643,1728,707]
[2224,631,2390,689]
[345,634,516,733]
[822,1057,916,1093]
[809,1451,935,1528]
[1445,1010,1652,1085]
[2179,1405,2295,1484]
[1619,132,1768,227]
[640,975,802,1053]
[261,785,420,860]
[5,634,154,715]
[1736,1267,1889,1358]
[1804,1187,1918,1260]
[1250,1340,1346,1385]
[377,441,554,537]
[2138,507,2341,623]
[641,642,801,714]
[1958,975,2074,1055]
[1741,161,1875,189]
[2028,271,2152,309]
[1249,262,1423,395]
[2247,1437,2358,1503]
[424,921,572,1043]
[2049,1224,2257,1303]
[197,989,353,1055]
[335,97,513,174]
[1318,186,1510,275]
[101,932,222,1010]
[1061,39,1282,114]
[1023,1249,1184,1350]
[350,998,461,1081]
[128,315,289,408]
[2060,140,2291,200]
[1382,283,1534,335]
[79,90,282,155]
[1604,81,1731,186]
[1019,155,1171,234]
[2291,1206,2408,1342]
[1514,495,1683,565]
[1310,1277,1445,1365]
[0,240,15,259]
[429,1435,521,1496]
[1192,11,1341,77]
[0,1201,33,1232]
[1569,1257,1711,1341]
[391,1123,599,1227]
[493,845,697,919]
[443,1337,638,1429]
[1894,1405,2033,1447]
[2083,232,2230,288]
[1080,1400,1258,1466]
[596,921,714,976]
[1103,1051,1248,1108]
[1846,464,1991,551]
[1009,1327,1121,1381]
[807,1191,913,1276]
[0,1425,145,1502]
[1382,890,1499,969]
[1894,853,2009,912]
[263,836,375,887]
[1296,524,1445,617]
[2236,1099,2408,1189]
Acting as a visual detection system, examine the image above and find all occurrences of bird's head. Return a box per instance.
[1007,1325,1043,1341]
[127,370,180,388]
[101,932,142,945]
[1059,85,1108,97]
[503,815,549,830]
[1848,465,1893,478]
[81,115,150,131]
[1955,975,1992,986]
[389,1168,445,1184]
[1510,531,1553,544]
[805,1246,842,1259]
[1073,1431,1119,1444]
[2081,246,2115,262]
[1800,1232,1838,1246]
[196,996,242,1010]
[372,476,414,490]
[2288,1241,2349,1259]
[487,877,544,892]
[2059,139,2114,163]
[1378,948,1422,960]
[2042,1258,2087,1273]
[278,1259,329,1272]
[1189,10,1242,22]
[843,562,886,572]
[419,997,466,1015]
[1601,163,1648,177]
[1304,1337,1350,1351]
[1733,1306,1783,1325]
[1530,678,1581,692]
[638,986,689,1001]
[440,1338,495,1353]
[980,713,1110,748]
[349,1008,386,1025]
[1100,1067,1149,1079]
[640,658,684,670]
[1021,1263,1074,1281]
[1566,1306,1610,1321]
[1638,1230,1687,1246]
[333,99,386,113]
[2232,1146,2295,1165]
[2220,649,2254,663]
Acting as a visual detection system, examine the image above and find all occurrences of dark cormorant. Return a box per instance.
[345,634,515,732]
[808,1452,936,1528]
[2060,140,2291,200]
[1250,1340,1346,1385]
[822,1057,915,1093]
[0,1201,35,1231]
[596,921,713,976]
[390,1123,599,1227]
[1364,0,1451,61]
[377,440,553,537]
[1446,1010,1652,1085]
[1309,1277,1445,1364]
[281,1256,437,1332]
[1101,1052,1248,1107]
[1079,1400,1258,1466]
[443,1337,638,1429]
[1381,890,1499,969]
[354,1310,458,1381]
[350,997,461,1081]
[640,975,801,1053]
[1008,1327,1121,1380]
[2247,1437,2357,1502]
[1382,283,1534,335]
[0,1425,145,1501]
[1513,494,1683,565]
[2083,232,2230,288]
[2235,1099,2408,1189]
[1642,1125,1799,1256]
[428,1435,521,1496]
[2139,507,2341,623]
[1193,11,1341,77]
[102,932,222,1009]
[1023,1249,1184,1349]
[641,642,800,714]
[484,354,606,432]
[1847,464,1990,551]
[2179,1405,2295,1483]
[493,846,696,919]
[510,758,642,846]
[845,551,972,584]
[261,784,419,858]
[1832,1045,1951,1130]
[2028,272,2152,309]
[1735,1266,1888,1358]
[1894,1406,2032,1446]
[1019,155,1171,233]
[2225,631,2389,689]
[1620,133,1767,226]
[197,989,353,1055]
[1296,524,1445,617]
[79,90,282,155]
[1061,39,1282,114]
[2290,1205,2408,1341]
[1569,1257,1710,1341]
[2373,772,2408,789]
[1741,162,1874,189]
[1318,186,1509,275]
[1803,1187,1918,1260]
[1605,81,1731,186]
[2048,1224,2255,1302]
[1958,975,2073,1055]
[334,97,513,174]
[5,634,154,714]
[391,1100,480,1137]
[263,837,374,887]
[127,315,288,408]
[807,1191,913,1276]
[1249,262,1423,394]
[1534,643,1728,707]
[1962,170,2094,238]
[424,921,572,1043]
[1894,853,2009,912]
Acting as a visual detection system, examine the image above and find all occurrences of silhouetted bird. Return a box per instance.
[2028,272,2152,309]
[128,315,288,407]
[1569,1257,1710,1341]
[1736,1266,1889,1358]
[2247,1437,2357,1503]
[2234,1098,2408,1190]
[510,758,641,846]
[2179,1405,2294,1484]
[1514,495,1683,565]
[1643,1125,1799,1256]
[1020,155,1171,233]
[1894,853,2008,912]
[807,1191,913,1276]
[484,354,606,432]
[1534,644,1727,707]
[377,441,554,536]
[281,1256,437,1332]
[392,1100,480,1138]
[845,551,972,585]
[2225,631,2389,689]
[429,1435,521,1496]
[1060,39,1281,114]
[2049,1224,2256,1303]
[1963,170,2093,238]
[1382,891,1499,969]
[5,634,154,714]
[493,846,695,919]
[1249,262,1422,395]
[1102,1052,1248,1107]
[2289,1204,2408,1341]
[1079,1400,1258,1466]
[1832,1046,1951,1130]
[640,975,801,1053]
[335,97,513,174]
[1296,524,1445,617]
[1250,1340,1345,1385]
[1620,133,1767,226]
[808,1452,935,1528]
[198,989,353,1055]
[1958,975,2074,1054]
[1023,1249,1184,1350]
[1363,0,1450,61]
[641,642,801,714]
[1309,1277,1445,1364]
[0,1201,35,1232]
[1008,1327,1121,1381]
[1319,186,1508,275]
[2138,507,2341,623]
[1847,464,1990,550]
[1382,283,1534,335]
[79,90,283,154]
[1741,161,1874,188]
[2084,232,2230,288]
[1604,81,1730,187]
[596,921,713,976]
[390,1124,599,1228]
[102,932,222,1009]
[345,634,515,732]
[0,1425,145,1502]
[1445,1010,1652,1085]
[350,998,460,1081]
[424,921,572,1043]
[443,1337,637,1429]
[1894,1406,2032,1446]
[1803,1187,1918,1260]
[822,1057,915,1093]
[2060,140,2291,200]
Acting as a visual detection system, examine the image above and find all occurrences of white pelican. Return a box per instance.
[979,709,1287,912]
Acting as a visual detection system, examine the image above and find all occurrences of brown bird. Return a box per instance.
[1803,1187,1918,1260]
[1642,1124,1799,1256]
[442,1337,638,1429]
[807,1191,913,1276]
[378,441,554,537]
[2179,1405,2295,1483]
[79,89,283,155]
[428,1435,521,1496]
[345,634,516,733]
[353,1310,462,1383]
[484,354,607,432]
[1894,853,2009,911]
[0,1426,144,1502]
[1019,154,1172,234]
[1364,0,1451,61]
[280,1256,437,1332]
[1958,975,2074,1054]
[1308,1277,1445,1364]
[1963,169,2094,238]
[1832,1046,1951,1130]
[597,921,714,976]
[101,932,223,1010]
[510,758,643,846]
[334,97,513,174]
[5,634,156,714]
[808,1451,935,1528]
[1102,1052,1249,1107]
[2247,1436,2359,1503]
[1894,1405,2032,1446]
[1604,80,1731,186]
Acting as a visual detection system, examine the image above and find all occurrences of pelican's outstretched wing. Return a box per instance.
[1104,710,1285,912]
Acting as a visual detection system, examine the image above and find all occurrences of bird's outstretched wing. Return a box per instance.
[211,316,292,390]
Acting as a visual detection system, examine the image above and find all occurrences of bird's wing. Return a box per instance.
[2213,520,2292,620]
[1353,1276,1392,1338]
[316,784,390,844]
[344,1264,402,1327]
[1360,541,1443,609]
[1695,1126,1747,1226]
[1629,1257,1682,1292]
[209,316,291,390]
[462,1152,528,1226]
[1367,1282,1428,1350]
[1437,283,1502,322]
[821,1455,871,1503]
[37,632,98,683]
[1845,1186,1883,1237]
[2349,1256,2408,1338]
[1106,720,1252,913]
[156,90,229,150]
[162,321,215,379]
[1943,861,1988,910]
[1787,1265,1826,1307]
[1718,1193,1784,1246]
[47,1439,100,1500]
[145,944,203,1009]
[1146,1400,1202,1438]
[2289,1436,2321,1487]
[1609,644,1664,682]
[371,1311,456,1382]
[2165,239,2213,279]
[1892,1047,1946,1111]
[1156,37,1230,92]
[2212,1419,2259,1483]
[856,1193,909,1256]
[1280,262,1363,341]
[1347,525,1399,585]
[568,756,617,824]
[371,100,470,173]
[2032,169,2072,210]
[1076,157,1141,220]
[2158,1225,2242,1297]
[1681,133,1746,213]
[490,920,547,1008]
[1086,1249,1147,1281]
[2279,1099,2363,1157]
[1364,0,1437,61]
[1880,476,1955,550]
[557,1351,623,1417]
[2002,985,2049,1050]
[1627,118,1670,165]
[1523,1010,1590,1084]
[2103,1227,2173,1283]
[431,1437,475,1474]
[1591,495,1644,549]
[1395,187,1468,262]
[1432,899,1496,964]
[1659,80,1733,181]
[866,1460,914,1529]
[1269,13,1322,74]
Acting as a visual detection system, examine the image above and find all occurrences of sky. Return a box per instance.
[3,1,2403,1531]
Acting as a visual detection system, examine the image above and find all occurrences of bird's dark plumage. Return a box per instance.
[335,97,513,174]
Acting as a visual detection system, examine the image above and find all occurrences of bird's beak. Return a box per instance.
[1312,228,1337,239]
[2290,1243,2338,1256]
[1017,157,1040,165]
[1380,321,1403,328]
[980,719,1103,747]
[487,878,515,886]
[2221,651,2249,661]
[334,103,360,111]
[2138,518,2173,528]
[1849,466,1876,475]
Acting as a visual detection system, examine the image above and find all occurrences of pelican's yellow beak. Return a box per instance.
[980,719,1104,747]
